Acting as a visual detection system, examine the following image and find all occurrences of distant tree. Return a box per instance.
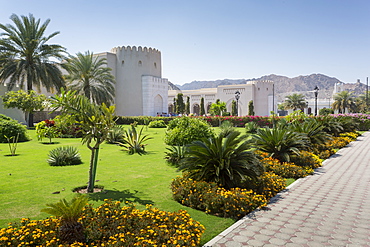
[176,93,185,114]
[332,91,356,114]
[173,98,177,114]
[210,100,226,116]
[319,108,334,115]
[200,97,205,116]
[284,94,307,111]
[185,96,190,115]
[248,100,255,116]
[356,92,370,113]
[1,90,47,125]
[0,14,66,126]
[62,51,115,106]
[231,100,237,116]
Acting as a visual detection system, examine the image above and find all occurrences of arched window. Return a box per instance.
[138,61,142,66]
[154,62,157,68]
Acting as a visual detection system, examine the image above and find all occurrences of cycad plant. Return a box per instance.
[41,194,88,244]
[118,124,152,155]
[252,127,308,162]
[289,118,332,146]
[179,130,264,189]
[164,145,187,166]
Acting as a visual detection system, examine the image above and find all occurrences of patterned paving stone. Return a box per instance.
[205,133,370,247]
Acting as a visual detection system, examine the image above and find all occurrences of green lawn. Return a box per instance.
[0,127,234,245]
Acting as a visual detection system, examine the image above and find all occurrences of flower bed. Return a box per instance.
[171,176,267,219]
[0,200,204,247]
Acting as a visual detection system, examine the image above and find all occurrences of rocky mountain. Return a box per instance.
[175,74,368,101]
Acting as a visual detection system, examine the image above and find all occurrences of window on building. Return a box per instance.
[154,62,157,68]
[138,61,142,66]
[121,60,124,66]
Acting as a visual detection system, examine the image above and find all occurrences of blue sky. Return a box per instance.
[1,0,369,85]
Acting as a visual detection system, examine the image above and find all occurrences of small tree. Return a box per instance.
[1,90,47,127]
[200,97,205,116]
[185,96,190,115]
[51,90,116,193]
[231,100,237,116]
[248,100,255,116]
[176,93,185,114]
[210,100,226,116]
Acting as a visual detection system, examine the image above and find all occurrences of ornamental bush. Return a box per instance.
[148,120,166,128]
[0,200,205,247]
[0,114,29,143]
[164,117,213,145]
[171,176,267,219]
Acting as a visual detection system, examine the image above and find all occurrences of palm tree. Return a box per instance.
[284,93,307,111]
[332,91,356,113]
[179,130,264,189]
[0,14,66,126]
[62,51,115,106]
[41,194,88,244]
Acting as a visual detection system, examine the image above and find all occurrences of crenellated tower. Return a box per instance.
[96,46,168,116]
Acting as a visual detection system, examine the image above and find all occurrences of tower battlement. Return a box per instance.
[110,45,161,55]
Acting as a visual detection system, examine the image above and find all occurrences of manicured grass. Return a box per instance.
[0,127,234,245]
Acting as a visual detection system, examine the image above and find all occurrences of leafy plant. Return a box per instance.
[4,133,19,156]
[252,127,308,162]
[47,146,82,166]
[164,145,187,166]
[148,120,167,128]
[118,124,152,155]
[164,116,213,145]
[41,194,88,244]
[179,131,264,189]
[106,125,125,144]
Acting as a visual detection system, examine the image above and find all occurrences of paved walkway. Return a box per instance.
[204,132,370,247]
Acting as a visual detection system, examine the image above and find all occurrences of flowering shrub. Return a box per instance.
[52,115,82,138]
[116,115,275,127]
[242,172,286,201]
[171,176,267,219]
[0,200,204,246]
[290,151,322,169]
[331,136,352,149]
[35,119,60,143]
[339,131,359,141]
[261,157,313,179]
